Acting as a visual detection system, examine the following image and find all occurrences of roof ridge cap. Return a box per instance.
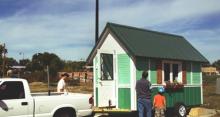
[107,22,184,38]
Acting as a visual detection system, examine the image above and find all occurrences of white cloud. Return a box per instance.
[99,0,220,29]
[0,12,95,61]
[0,0,220,62]
[181,28,220,63]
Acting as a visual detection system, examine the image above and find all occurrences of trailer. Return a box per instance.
[87,23,208,117]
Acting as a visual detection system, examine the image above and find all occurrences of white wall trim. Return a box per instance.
[191,62,193,85]
[97,49,101,79]
[200,64,203,104]
[179,63,183,83]
[115,51,119,108]
[130,58,136,110]
[133,59,137,111]
[118,84,131,88]
[96,50,101,106]
[98,50,114,54]
[93,58,96,106]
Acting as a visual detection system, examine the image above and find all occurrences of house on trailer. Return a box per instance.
[87,23,208,114]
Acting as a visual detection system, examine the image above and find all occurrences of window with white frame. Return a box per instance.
[163,61,182,83]
[100,53,114,80]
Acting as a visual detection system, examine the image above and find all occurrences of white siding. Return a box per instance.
[99,33,126,54]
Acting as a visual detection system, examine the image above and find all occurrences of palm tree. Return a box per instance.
[0,43,7,77]
[0,44,7,55]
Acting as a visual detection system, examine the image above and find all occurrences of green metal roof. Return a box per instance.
[87,23,209,64]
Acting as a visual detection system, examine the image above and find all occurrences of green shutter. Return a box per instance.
[136,57,149,80]
[186,63,191,84]
[192,63,201,84]
[118,88,131,109]
[150,59,157,84]
[118,54,130,85]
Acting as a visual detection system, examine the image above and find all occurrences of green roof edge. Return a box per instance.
[87,22,209,64]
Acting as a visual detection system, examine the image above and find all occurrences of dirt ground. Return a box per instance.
[202,75,220,110]
[29,81,93,94]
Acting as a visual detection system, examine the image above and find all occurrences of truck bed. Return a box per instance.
[31,92,92,97]
[31,92,63,96]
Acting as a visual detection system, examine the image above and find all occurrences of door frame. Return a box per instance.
[97,49,118,107]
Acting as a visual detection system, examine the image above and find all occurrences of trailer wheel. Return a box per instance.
[53,108,76,117]
[174,103,187,117]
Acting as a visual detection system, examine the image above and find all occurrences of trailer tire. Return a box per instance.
[174,103,187,117]
[53,108,76,117]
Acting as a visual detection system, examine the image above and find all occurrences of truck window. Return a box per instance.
[0,81,25,100]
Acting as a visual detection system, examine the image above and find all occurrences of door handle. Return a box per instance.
[21,102,28,106]
[8,107,13,110]
[99,81,103,86]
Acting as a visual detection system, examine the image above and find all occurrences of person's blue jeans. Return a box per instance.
[137,98,152,117]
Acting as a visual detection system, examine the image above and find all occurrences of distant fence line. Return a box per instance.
[58,72,93,80]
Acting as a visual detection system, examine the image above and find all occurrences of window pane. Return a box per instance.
[173,64,179,81]
[0,81,25,100]
[100,54,114,80]
[164,63,170,81]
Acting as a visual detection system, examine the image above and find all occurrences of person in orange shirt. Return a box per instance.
[153,87,166,117]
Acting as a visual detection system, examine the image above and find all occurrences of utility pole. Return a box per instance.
[95,0,99,43]
[19,52,24,60]
[19,52,24,65]
[47,65,51,95]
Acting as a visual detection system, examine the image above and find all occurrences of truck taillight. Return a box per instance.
[89,96,94,105]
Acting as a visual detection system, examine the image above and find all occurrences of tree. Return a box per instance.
[6,57,18,67]
[31,53,44,71]
[31,52,64,79]
[0,44,7,58]
[62,60,86,72]
[0,44,8,77]
[19,59,32,72]
[19,59,31,66]
[212,59,220,70]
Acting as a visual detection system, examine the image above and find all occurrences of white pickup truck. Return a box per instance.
[0,78,93,117]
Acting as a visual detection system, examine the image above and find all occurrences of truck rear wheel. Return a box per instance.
[174,103,187,117]
[54,108,76,117]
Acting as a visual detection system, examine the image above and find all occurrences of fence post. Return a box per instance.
[216,78,220,94]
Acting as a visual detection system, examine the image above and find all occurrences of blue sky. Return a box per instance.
[0,0,220,63]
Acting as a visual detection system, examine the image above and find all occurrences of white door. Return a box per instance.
[0,81,31,117]
[98,53,116,107]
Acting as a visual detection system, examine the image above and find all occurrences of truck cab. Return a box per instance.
[0,78,93,117]
[0,79,34,117]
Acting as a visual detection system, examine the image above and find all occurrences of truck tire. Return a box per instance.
[54,108,76,117]
[174,103,187,117]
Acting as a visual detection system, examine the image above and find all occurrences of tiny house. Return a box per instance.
[87,23,208,115]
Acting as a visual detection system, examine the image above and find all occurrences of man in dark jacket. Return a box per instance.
[136,71,152,117]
